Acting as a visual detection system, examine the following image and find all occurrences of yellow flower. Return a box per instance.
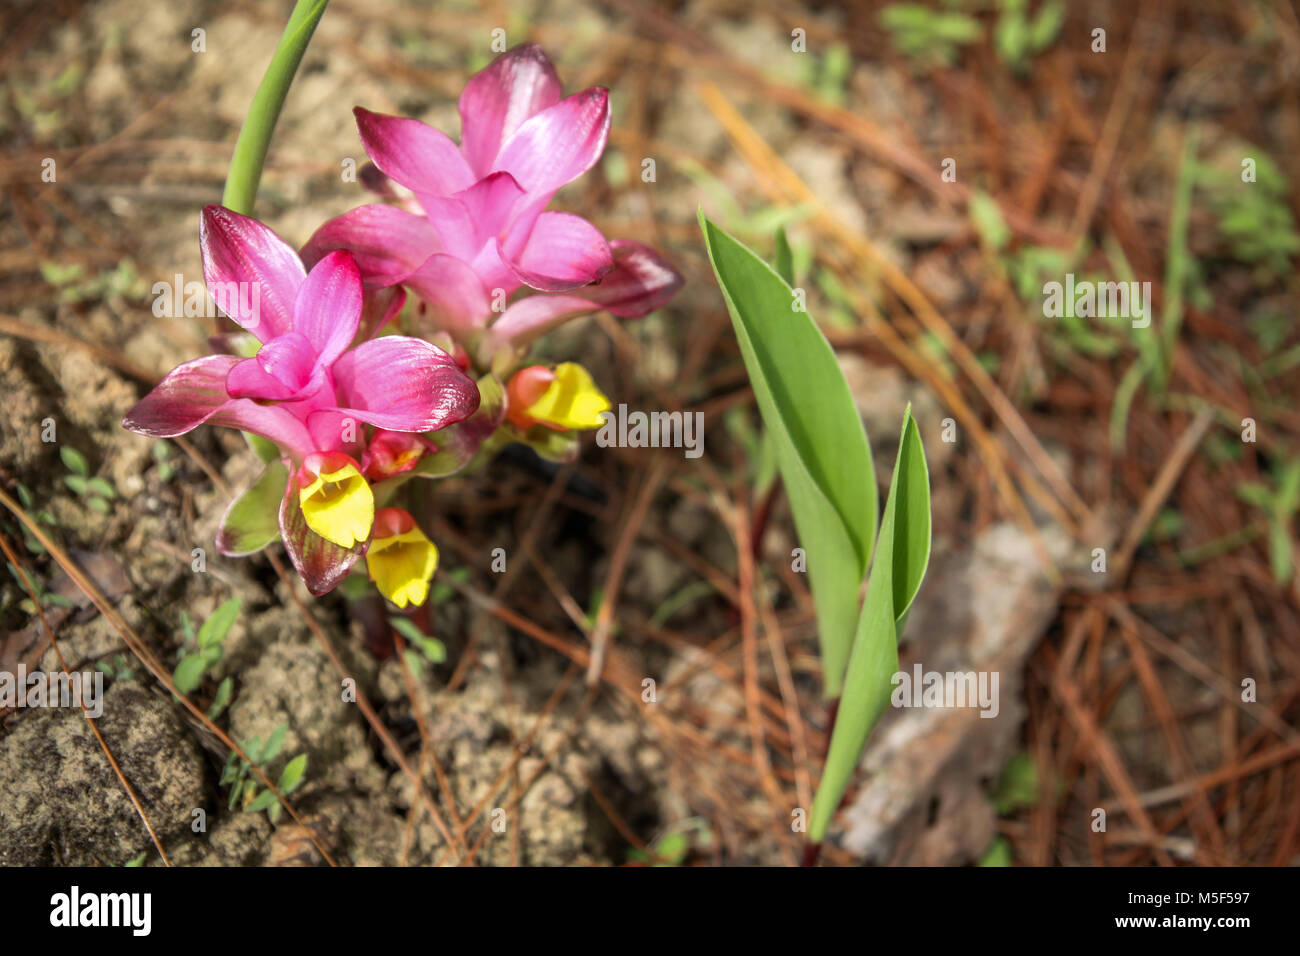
[297,451,374,548]
[366,508,438,608]
[506,362,611,431]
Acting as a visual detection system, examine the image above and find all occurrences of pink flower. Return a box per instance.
[123,205,479,593]
[302,44,682,355]
[125,205,478,456]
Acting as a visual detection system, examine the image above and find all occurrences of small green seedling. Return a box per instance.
[60,446,116,514]
[879,3,981,68]
[993,0,1065,74]
[391,615,448,676]
[1236,457,1300,585]
[220,722,308,824]
[172,597,241,696]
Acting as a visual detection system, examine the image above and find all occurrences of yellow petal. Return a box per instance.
[523,362,611,430]
[367,528,439,608]
[299,460,374,548]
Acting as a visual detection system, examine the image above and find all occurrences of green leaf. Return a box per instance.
[63,475,89,496]
[244,432,281,464]
[389,615,428,643]
[1235,482,1273,511]
[1276,459,1300,515]
[887,410,931,624]
[969,190,1010,252]
[278,753,308,794]
[389,616,447,664]
[208,676,234,719]
[197,596,242,650]
[172,653,210,695]
[809,409,930,842]
[216,462,288,556]
[59,446,89,477]
[978,836,1013,867]
[992,751,1040,814]
[773,226,794,285]
[245,789,279,814]
[700,211,877,698]
[262,722,288,764]
[87,477,116,499]
[1268,521,1293,585]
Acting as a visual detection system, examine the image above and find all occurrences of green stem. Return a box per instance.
[221,0,331,216]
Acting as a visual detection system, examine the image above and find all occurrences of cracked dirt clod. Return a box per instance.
[0,682,206,866]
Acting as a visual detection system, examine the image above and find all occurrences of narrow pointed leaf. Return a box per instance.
[700,211,877,697]
[809,409,930,842]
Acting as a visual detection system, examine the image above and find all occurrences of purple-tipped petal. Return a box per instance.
[354,107,474,197]
[200,205,305,341]
[459,44,562,177]
[500,211,612,292]
[493,87,610,194]
[401,253,493,333]
[122,354,238,436]
[122,354,315,457]
[301,204,441,284]
[294,251,362,366]
[279,477,365,595]
[582,239,684,317]
[417,170,526,261]
[332,336,480,432]
[488,241,683,347]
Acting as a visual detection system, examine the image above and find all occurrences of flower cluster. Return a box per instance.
[124,45,682,608]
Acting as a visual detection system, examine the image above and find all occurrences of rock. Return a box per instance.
[838,521,1075,863]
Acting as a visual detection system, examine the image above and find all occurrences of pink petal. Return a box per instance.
[279,478,364,595]
[294,251,362,366]
[493,88,609,194]
[488,241,683,347]
[226,356,295,401]
[226,331,317,399]
[354,107,474,197]
[303,409,367,458]
[122,354,315,457]
[200,205,305,341]
[401,253,492,333]
[301,204,441,284]
[459,44,562,177]
[332,336,480,432]
[488,294,600,349]
[122,355,237,436]
[582,239,684,317]
[417,170,526,261]
[358,286,407,342]
[207,403,315,459]
[500,211,612,292]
